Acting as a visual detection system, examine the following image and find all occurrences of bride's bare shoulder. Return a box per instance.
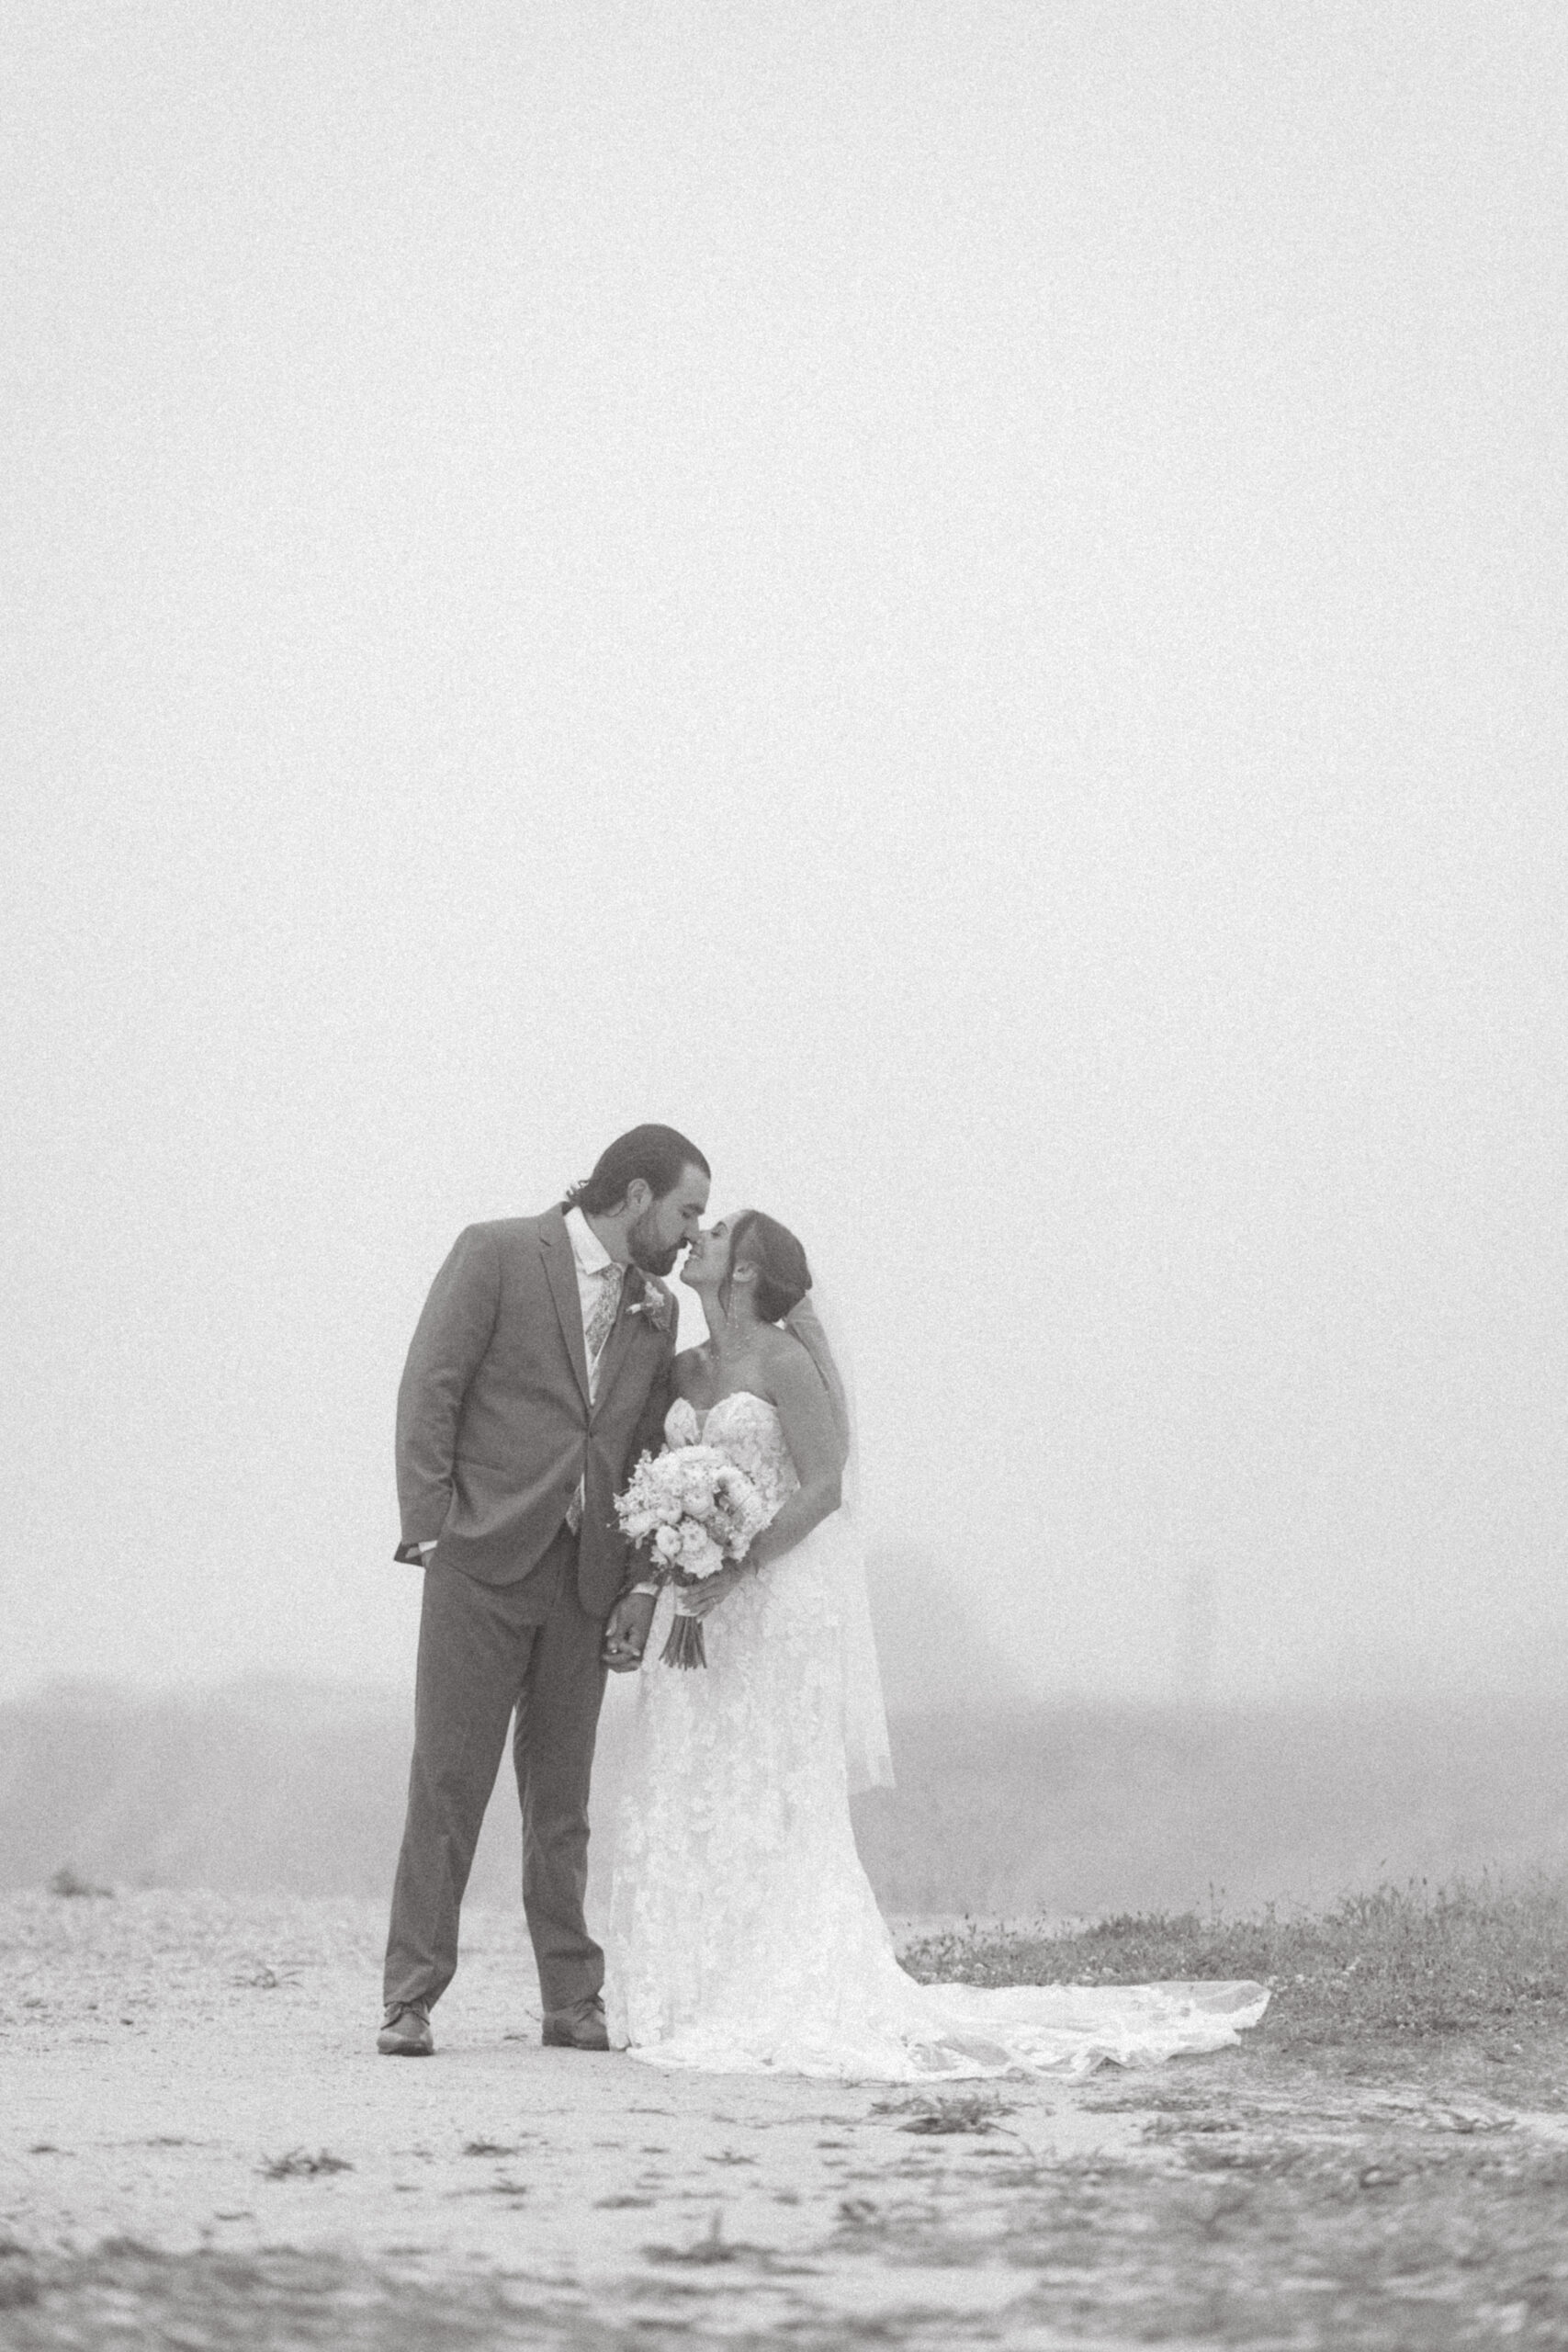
[751,1324,813,1395]
[672,1346,711,1401]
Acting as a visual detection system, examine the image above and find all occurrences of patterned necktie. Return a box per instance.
[585,1261,624,1368]
[567,1261,626,1534]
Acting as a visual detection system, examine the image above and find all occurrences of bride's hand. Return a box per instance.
[685,1562,751,1619]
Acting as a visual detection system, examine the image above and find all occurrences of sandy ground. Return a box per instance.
[0,1888,1192,2338]
[12,1890,1568,2346]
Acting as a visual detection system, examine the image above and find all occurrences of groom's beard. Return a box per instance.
[630,1239,680,1277]
[626,1214,681,1279]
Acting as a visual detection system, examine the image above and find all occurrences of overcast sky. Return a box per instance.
[5,0,1564,1710]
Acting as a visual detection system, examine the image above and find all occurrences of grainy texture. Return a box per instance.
[6,1887,1568,2347]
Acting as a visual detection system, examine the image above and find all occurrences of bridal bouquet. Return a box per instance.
[614,1444,768,1668]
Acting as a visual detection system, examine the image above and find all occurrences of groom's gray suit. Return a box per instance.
[385,1206,677,2018]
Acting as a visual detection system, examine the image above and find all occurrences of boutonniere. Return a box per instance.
[625,1272,674,1335]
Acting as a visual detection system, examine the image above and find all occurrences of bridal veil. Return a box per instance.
[784,1288,895,1795]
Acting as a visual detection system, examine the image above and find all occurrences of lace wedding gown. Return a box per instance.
[604,1393,1267,2080]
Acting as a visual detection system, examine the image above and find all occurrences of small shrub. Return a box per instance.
[48,1865,112,1899]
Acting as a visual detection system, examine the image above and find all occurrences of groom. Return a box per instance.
[379,1125,709,2056]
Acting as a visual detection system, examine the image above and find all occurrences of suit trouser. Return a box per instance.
[383,1525,608,2018]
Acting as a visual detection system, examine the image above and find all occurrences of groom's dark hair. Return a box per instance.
[563,1125,710,1216]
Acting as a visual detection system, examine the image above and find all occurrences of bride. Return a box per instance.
[604,1211,1267,2080]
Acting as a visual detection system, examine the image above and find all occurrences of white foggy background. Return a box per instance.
[5,1,1565,1715]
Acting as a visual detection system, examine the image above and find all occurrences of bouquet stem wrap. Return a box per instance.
[660,1611,708,1670]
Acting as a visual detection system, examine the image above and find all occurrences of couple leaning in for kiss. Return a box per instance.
[381,1123,1268,2083]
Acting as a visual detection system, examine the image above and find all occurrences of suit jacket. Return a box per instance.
[395,1207,678,1614]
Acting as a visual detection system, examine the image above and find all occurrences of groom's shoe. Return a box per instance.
[541,1996,609,2052]
[377,2000,434,2057]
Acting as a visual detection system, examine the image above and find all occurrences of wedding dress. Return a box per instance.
[604,1392,1267,2080]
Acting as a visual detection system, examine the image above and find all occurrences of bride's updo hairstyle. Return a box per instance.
[724,1211,811,1325]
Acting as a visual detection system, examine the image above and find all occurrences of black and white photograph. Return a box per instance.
[3,4,1565,2345]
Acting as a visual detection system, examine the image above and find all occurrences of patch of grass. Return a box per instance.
[0,2242,661,2348]
[827,2137,1568,2343]
[899,1873,1568,2049]
[258,2148,355,2179]
[1019,2138,1568,2343]
[870,2090,1016,2136]
[0,2237,40,2312]
[12,2129,1568,2350]
[1141,2112,1243,2141]
[642,2211,763,2267]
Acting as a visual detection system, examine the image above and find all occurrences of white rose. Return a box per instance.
[677,1525,720,1576]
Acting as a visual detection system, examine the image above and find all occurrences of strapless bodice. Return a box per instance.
[664,1391,798,1521]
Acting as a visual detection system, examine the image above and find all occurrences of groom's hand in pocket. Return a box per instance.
[603,1590,656,1671]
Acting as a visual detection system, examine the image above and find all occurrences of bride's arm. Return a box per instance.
[740,1344,844,1574]
[683,1356,841,1619]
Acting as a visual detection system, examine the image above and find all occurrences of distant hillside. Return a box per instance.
[852,1697,1568,1917]
[0,1677,412,1901]
[6,1676,1568,1920]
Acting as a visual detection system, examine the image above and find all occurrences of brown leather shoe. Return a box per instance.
[377,2000,434,2056]
[541,1996,609,2051]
